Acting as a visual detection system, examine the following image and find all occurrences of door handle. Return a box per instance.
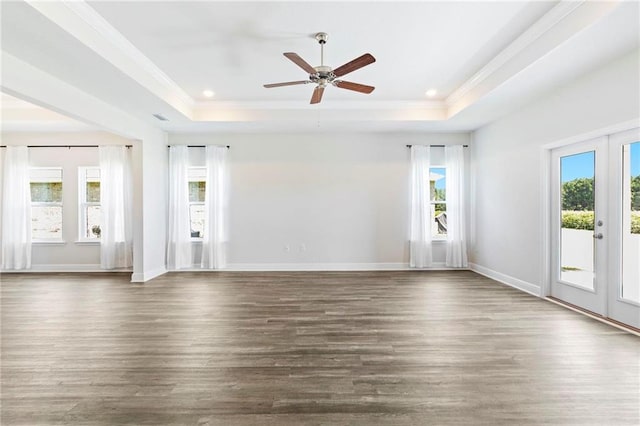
[593,233,603,239]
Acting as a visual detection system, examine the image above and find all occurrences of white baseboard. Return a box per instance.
[226,262,410,271]
[1,264,131,273]
[3,263,469,277]
[469,262,541,297]
[171,262,468,272]
[131,267,167,283]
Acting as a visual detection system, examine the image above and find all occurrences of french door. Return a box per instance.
[551,128,639,329]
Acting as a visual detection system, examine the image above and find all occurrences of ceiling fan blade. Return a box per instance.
[263,80,310,88]
[283,52,317,74]
[310,86,324,104]
[334,80,375,94]
[333,53,376,77]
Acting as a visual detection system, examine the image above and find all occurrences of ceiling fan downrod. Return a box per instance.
[316,32,327,66]
[313,33,332,88]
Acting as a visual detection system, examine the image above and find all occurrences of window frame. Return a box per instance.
[30,167,64,243]
[188,167,206,240]
[429,165,447,240]
[77,166,101,243]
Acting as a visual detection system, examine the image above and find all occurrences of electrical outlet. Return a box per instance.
[300,243,306,252]
[284,244,290,252]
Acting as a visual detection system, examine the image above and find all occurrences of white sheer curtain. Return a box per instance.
[445,145,468,267]
[99,146,133,269]
[166,146,192,269]
[409,145,432,267]
[1,146,32,270]
[201,145,228,269]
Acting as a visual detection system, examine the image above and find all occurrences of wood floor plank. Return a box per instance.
[1,271,638,425]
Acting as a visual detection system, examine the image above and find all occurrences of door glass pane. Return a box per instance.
[621,142,639,303]
[560,151,595,290]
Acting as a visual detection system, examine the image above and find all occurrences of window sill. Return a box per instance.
[432,238,447,242]
[75,240,100,245]
[190,238,203,243]
[32,240,66,246]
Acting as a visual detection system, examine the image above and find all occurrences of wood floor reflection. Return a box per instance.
[1,271,638,425]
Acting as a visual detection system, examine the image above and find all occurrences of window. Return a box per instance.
[78,167,102,241]
[430,167,447,238]
[188,167,206,238]
[30,168,63,241]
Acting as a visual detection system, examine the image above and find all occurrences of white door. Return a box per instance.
[551,129,640,329]
[551,138,607,315]
[607,128,640,328]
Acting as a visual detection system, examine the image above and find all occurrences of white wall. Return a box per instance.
[169,132,470,269]
[471,49,640,293]
[0,132,134,270]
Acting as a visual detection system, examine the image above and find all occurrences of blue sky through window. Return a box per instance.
[431,167,446,189]
[631,142,639,177]
[561,142,639,182]
[561,151,594,183]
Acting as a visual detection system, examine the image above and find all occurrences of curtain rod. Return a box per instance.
[0,145,132,148]
[406,144,469,148]
[167,145,230,149]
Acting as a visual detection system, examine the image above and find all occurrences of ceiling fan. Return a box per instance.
[263,32,376,104]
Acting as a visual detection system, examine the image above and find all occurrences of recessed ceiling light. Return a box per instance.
[203,90,215,98]
[425,89,437,98]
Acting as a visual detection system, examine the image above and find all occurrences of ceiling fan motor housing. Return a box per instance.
[311,65,335,85]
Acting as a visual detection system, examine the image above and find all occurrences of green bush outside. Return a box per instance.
[562,211,594,231]
[562,211,640,234]
[633,213,640,234]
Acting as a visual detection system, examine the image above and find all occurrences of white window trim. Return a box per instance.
[32,240,67,246]
[77,166,101,243]
[189,167,206,240]
[30,167,64,243]
[429,165,448,240]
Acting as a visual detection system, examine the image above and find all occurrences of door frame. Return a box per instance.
[541,119,639,299]
[549,137,608,315]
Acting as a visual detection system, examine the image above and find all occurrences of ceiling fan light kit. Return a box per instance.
[263,32,376,104]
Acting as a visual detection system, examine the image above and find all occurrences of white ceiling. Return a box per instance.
[87,1,554,102]
[1,1,638,134]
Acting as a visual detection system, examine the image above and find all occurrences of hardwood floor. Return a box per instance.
[1,271,638,425]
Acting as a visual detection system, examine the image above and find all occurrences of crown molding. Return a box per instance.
[193,100,446,111]
[446,1,585,108]
[24,0,194,116]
